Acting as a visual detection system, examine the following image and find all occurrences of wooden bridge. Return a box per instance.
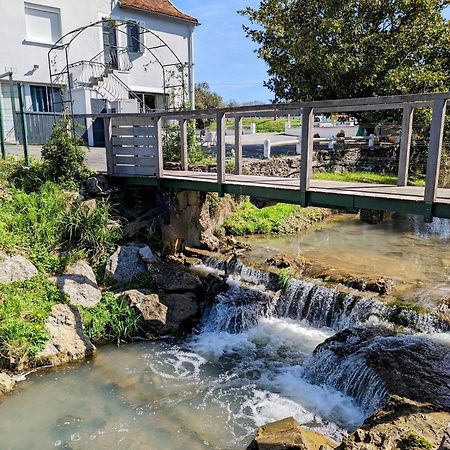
[87,92,450,222]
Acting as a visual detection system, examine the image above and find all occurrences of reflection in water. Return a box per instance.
[239,214,450,304]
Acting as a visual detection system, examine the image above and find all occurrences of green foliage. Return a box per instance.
[0,182,70,272]
[220,199,328,235]
[241,0,450,103]
[61,199,121,274]
[163,121,207,164]
[277,267,294,291]
[41,119,88,185]
[80,292,142,345]
[195,82,223,129]
[0,276,67,370]
[399,433,432,449]
[0,167,120,274]
[313,171,425,186]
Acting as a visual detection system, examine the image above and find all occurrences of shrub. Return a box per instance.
[41,119,88,185]
[80,292,142,345]
[61,199,121,274]
[277,267,294,291]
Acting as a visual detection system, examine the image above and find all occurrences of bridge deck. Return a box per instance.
[121,170,450,219]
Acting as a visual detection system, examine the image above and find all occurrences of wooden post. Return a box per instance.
[104,117,114,176]
[217,112,226,185]
[424,99,447,206]
[0,95,6,159]
[18,83,29,166]
[179,118,188,171]
[397,105,414,186]
[300,107,314,205]
[234,116,243,175]
[156,116,164,179]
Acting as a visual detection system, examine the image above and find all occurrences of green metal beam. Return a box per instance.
[17,83,29,167]
[115,176,450,221]
[0,93,5,159]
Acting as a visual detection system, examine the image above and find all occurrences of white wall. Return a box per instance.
[0,0,196,102]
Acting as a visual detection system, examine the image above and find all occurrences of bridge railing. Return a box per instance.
[73,91,450,210]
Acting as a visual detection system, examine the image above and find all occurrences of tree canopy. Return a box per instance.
[195,82,224,110]
[241,0,450,102]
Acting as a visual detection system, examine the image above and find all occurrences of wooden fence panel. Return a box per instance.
[109,116,158,176]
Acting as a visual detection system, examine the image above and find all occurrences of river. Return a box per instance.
[0,213,449,449]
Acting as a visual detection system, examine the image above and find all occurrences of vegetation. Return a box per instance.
[277,267,294,291]
[241,0,450,103]
[313,171,426,187]
[225,117,301,133]
[399,433,432,449]
[218,199,328,235]
[0,276,67,370]
[41,119,89,185]
[0,176,120,275]
[195,82,224,130]
[163,121,209,165]
[80,292,142,345]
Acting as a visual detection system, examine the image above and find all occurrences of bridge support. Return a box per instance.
[300,106,313,207]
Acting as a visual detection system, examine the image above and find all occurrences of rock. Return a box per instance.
[105,243,148,284]
[360,209,389,225]
[139,246,157,266]
[36,304,95,366]
[0,254,38,283]
[152,262,202,293]
[247,417,337,450]
[310,327,450,411]
[441,424,450,450]
[53,260,101,308]
[85,175,109,196]
[122,290,167,335]
[338,398,450,450]
[0,372,15,394]
[159,292,200,333]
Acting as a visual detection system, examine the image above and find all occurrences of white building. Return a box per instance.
[0,0,198,145]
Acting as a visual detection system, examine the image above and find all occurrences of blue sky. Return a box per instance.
[175,1,450,104]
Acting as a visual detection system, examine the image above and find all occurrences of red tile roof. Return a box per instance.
[119,0,198,24]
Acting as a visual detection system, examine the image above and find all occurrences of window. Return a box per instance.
[127,22,144,54]
[30,85,62,112]
[24,3,61,44]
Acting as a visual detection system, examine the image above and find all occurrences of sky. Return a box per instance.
[175,0,272,104]
[175,2,450,105]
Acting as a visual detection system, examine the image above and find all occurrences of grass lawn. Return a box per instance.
[224,117,301,133]
[313,171,426,187]
[218,199,329,236]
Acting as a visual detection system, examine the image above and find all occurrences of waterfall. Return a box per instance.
[199,259,449,334]
[410,216,450,239]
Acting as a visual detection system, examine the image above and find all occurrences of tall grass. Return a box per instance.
[0,275,67,370]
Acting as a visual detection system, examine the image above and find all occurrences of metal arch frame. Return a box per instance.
[47,18,189,118]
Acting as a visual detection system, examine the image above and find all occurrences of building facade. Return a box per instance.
[0,0,198,145]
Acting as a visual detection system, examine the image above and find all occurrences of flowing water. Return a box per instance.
[238,214,450,305]
[1,214,449,449]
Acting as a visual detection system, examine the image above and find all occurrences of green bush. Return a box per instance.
[277,267,294,291]
[0,276,67,370]
[80,292,142,345]
[41,119,88,185]
[61,199,121,274]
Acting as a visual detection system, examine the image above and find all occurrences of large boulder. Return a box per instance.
[0,254,38,283]
[36,304,95,366]
[53,260,101,308]
[152,262,202,293]
[308,327,450,412]
[0,372,15,394]
[247,417,337,450]
[105,243,148,284]
[122,290,167,335]
[159,292,200,333]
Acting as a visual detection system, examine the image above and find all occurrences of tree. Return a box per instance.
[194,82,224,130]
[241,0,450,103]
